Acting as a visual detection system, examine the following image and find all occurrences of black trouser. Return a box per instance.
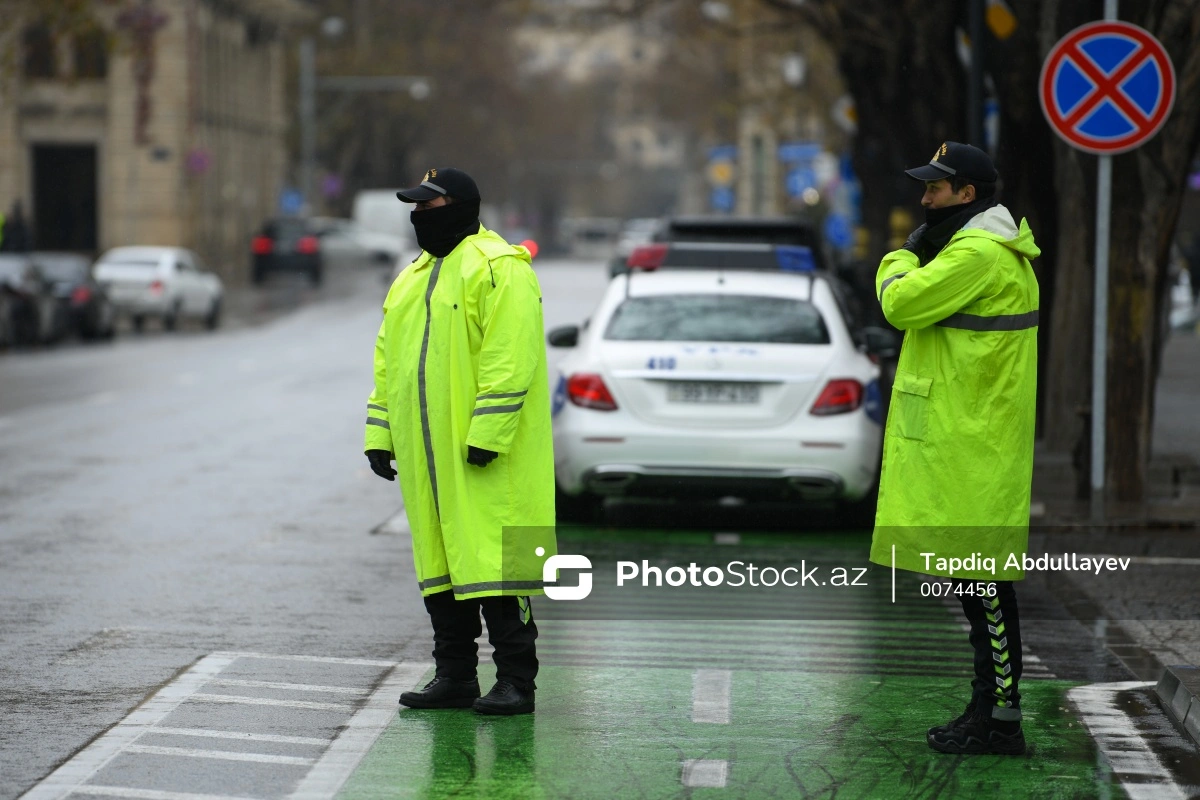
[423,591,539,691]
[955,579,1022,721]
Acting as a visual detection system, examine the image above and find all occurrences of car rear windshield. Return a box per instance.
[264,219,310,241]
[0,257,28,279]
[605,294,829,344]
[37,257,89,281]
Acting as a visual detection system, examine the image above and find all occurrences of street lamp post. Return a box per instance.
[297,18,431,212]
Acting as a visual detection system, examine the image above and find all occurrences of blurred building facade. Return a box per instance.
[0,0,308,281]
[514,6,689,219]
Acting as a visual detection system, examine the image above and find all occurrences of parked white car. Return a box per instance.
[93,247,223,332]
[548,242,894,520]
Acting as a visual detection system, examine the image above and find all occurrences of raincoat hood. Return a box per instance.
[957,204,1041,262]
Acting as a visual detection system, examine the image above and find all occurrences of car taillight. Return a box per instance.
[810,379,864,416]
[626,243,668,270]
[71,286,92,305]
[567,373,618,411]
[252,235,274,255]
[148,280,164,295]
[296,236,320,254]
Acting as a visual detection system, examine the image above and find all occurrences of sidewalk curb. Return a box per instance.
[1154,665,1200,745]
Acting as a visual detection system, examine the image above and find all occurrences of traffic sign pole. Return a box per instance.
[1091,151,1111,520]
[1039,3,1175,521]
[1090,0,1118,522]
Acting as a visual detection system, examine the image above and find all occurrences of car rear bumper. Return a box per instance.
[255,254,321,273]
[580,464,846,501]
[554,426,881,502]
[109,295,171,315]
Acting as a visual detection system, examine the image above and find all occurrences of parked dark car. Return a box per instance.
[252,217,323,286]
[34,252,116,340]
[0,255,67,345]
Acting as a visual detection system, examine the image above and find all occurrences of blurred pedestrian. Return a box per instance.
[869,142,1040,755]
[1,201,30,252]
[362,167,556,715]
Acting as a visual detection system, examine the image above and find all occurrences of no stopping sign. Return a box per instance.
[1040,21,1176,155]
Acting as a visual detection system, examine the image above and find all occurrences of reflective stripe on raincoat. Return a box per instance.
[869,205,1040,581]
[365,225,556,599]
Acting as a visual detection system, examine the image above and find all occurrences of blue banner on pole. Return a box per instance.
[778,141,822,163]
[711,187,735,213]
[824,214,853,249]
[785,168,817,198]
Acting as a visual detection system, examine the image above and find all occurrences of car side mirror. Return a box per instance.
[862,326,899,359]
[547,325,579,348]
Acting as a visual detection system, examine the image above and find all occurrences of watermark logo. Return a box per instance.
[539,547,592,601]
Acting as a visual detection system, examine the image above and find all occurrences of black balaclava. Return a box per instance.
[920,183,998,258]
[411,199,481,257]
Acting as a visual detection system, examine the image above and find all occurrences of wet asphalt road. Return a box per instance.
[0,258,606,797]
[1,256,1198,798]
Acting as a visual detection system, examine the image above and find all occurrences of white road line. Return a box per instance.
[149,728,329,746]
[69,787,259,800]
[681,759,729,788]
[209,679,368,695]
[21,654,238,800]
[122,744,315,766]
[288,661,433,800]
[1068,681,1188,800]
[371,506,409,536]
[692,669,732,724]
[191,693,352,712]
[213,651,397,668]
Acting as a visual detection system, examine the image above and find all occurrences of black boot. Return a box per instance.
[927,707,1025,755]
[473,680,535,715]
[927,701,977,739]
[399,676,480,709]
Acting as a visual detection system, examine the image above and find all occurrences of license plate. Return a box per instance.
[666,382,760,404]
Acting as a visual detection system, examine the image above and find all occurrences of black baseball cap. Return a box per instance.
[395,167,480,203]
[905,142,998,183]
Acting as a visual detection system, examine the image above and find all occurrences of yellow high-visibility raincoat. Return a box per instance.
[364,226,556,599]
[869,205,1040,581]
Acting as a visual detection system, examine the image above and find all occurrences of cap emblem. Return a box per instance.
[932,143,948,162]
[423,168,438,181]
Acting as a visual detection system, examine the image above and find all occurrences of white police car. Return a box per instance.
[548,242,895,520]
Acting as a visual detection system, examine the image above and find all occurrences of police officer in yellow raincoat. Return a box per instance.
[869,143,1039,755]
[363,168,556,715]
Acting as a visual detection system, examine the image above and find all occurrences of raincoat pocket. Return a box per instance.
[893,369,933,442]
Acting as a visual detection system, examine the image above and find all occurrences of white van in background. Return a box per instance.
[351,190,420,270]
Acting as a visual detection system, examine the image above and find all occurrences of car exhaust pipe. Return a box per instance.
[786,475,841,499]
[586,472,638,494]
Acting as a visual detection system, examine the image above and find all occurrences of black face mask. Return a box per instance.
[411,199,480,257]
[921,193,998,255]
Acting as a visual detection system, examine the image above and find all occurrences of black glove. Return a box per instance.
[466,445,499,467]
[901,223,928,254]
[366,449,396,481]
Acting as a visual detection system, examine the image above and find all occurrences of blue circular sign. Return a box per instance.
[1040,21,1176,155]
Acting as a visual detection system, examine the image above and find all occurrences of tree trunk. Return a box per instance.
[1103,0,1200,501]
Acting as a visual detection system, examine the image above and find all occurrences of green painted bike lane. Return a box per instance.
[339,528,1121,799]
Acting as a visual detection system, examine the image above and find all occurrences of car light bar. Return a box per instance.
[775,245,815,273]
[626,244,669,270]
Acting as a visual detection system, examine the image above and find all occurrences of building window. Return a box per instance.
[23,24,57,79]
[74,28,108,79]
